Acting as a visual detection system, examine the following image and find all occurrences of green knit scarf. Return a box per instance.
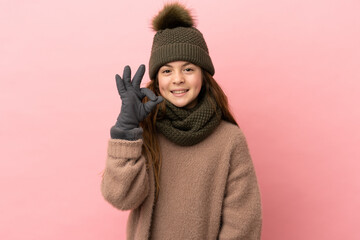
[156,95,222,146]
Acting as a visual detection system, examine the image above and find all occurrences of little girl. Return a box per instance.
[101,3,262,239]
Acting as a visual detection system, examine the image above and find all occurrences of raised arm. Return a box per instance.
[101,65,162,210]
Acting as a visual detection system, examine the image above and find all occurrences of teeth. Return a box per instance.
[172,90,187,94]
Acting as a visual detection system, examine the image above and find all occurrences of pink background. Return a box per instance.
[1,0,359,239]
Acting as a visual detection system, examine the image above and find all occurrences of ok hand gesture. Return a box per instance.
[111,64,163,139]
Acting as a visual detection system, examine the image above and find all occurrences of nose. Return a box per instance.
[172,71,185,84]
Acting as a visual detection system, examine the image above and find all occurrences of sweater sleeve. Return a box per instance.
[101,138,150,211]
[218,131,262,240]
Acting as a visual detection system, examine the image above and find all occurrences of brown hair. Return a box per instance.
[140,70,238,200]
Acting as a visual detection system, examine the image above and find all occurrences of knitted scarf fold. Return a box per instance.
[156,95,222,146]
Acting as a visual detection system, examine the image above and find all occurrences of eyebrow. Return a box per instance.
[162,62,193,68]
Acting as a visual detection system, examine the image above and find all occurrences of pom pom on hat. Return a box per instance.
[152,2,195,31]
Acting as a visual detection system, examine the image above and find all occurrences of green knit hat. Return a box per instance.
[149,3,215,80]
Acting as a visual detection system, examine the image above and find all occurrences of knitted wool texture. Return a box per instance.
[148,26,215,80]
[156,95,222,146]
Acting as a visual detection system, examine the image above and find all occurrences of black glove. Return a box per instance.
[110,64,163,140]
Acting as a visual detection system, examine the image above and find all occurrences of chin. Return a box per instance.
[176,101,197,109]
[166,96,197,108]
[172,102,187,108]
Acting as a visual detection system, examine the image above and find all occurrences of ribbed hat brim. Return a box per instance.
[149,43,215,80]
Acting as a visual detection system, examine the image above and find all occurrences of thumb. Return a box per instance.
[140,88,157,101]
[143,96,163,114]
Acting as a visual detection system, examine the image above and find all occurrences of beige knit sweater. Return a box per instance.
[101,121,262,239]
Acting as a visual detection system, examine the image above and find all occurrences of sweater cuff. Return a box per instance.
[107,138,143,159]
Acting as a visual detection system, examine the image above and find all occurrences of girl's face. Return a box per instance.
[157,61,202,109]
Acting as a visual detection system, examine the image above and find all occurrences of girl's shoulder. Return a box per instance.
[215,120,248,144]
[203,121,252,160]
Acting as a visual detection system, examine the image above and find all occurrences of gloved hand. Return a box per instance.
[110,64,163,140]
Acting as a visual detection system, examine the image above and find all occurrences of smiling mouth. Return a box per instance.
[171,89,189,94]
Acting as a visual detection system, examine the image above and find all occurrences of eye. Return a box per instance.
[162,69,171,74]
[184,68,194,72]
